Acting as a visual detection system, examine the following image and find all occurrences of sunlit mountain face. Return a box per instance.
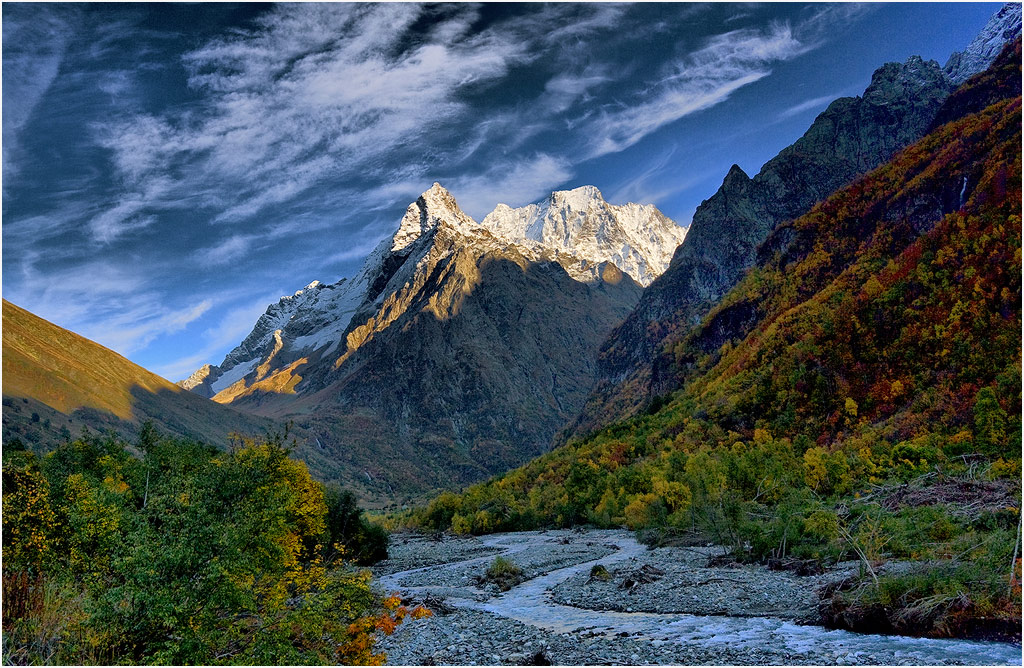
[1,3,1003,382]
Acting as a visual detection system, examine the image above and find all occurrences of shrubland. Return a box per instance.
[2,425,421,665]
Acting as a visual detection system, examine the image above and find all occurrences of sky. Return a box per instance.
[2,2,1003,381]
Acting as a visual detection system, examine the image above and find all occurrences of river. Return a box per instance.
[375,530,1022,665]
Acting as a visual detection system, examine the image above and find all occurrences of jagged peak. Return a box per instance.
[177,362,218,390]
[479,185,685,286]
[281,279,324,301]
[724,164,751,185]
[549,185,605,209]
[392,182,477,252]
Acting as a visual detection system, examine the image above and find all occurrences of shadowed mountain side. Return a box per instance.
[1,299,277,452]
[226,256,641,501]
[568,54,958,439]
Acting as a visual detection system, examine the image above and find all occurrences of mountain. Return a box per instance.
[413,47,1022,637]
[480,186,686,287]
[570,5,1021,438]
[181,185,683,500]
[1,299,277,451]
[944,2,1022,84]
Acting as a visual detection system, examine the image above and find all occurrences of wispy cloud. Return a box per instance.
[151,292,281,381]
[449,154,574,219]
[607,145,696,210]
[5,260,211,356]
[778,92,842,120]
[1,6,76,189]
[585,22,809,158]
[196,234,257,266]
[92,4,530,242]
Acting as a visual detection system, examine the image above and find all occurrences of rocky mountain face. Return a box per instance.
[944,2,1022,85]
[180,184,682,499]
[569,5,1022,439]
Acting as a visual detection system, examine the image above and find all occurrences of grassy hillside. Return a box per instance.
[407,50,1022,638]
[2,299,276,451]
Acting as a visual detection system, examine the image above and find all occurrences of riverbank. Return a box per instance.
[373,529,1021,666]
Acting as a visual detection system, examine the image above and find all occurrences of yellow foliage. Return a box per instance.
[804,447,829,491]
[653,479,692,513]
[623,493,659,530]
[473,510,493,533]
[450,513,471,535]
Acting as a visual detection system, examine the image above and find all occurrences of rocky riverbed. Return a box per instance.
[373,529,1021,666]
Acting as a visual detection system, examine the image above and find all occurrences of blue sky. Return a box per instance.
[2,2,1002,381]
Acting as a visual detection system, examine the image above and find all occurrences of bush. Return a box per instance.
[323,486,389,565]
[482,556,524,591]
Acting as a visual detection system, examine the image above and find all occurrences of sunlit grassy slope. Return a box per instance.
[2,299,276,449]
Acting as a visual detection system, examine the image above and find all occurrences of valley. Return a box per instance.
[2,3,1021,665]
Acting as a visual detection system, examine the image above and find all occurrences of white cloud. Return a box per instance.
[92,4,532,242]
[6,260,211,356]
[778,92,841,120]
[196,234,256,266]
[448,154,573,219]
[607,145,692,207]
[585,22,809,158]
[2,6,75,188]
[543,67,611,114]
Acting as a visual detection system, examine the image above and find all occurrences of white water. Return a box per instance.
[380,531,1022,665]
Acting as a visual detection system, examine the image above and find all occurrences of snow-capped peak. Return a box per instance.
[480,186,686,286]
[181,183,685,395]
[392,182,476,252]
[550,185,604,211]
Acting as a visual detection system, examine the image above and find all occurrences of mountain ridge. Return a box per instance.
[567,5,1021,440]
[178,184,675,500]
[179,184,682,404]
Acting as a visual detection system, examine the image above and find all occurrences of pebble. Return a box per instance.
[372,529,1010,666]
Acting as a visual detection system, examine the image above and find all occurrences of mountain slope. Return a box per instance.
[412,49,1021,636]
[573,5,1021,439]
[181,185,680,500]
[1,299,276,450]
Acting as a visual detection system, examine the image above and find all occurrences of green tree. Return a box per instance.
[973,387,1008,454]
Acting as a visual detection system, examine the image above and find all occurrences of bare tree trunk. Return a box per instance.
[1010,515,1021,594]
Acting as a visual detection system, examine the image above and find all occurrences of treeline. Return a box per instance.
[2,426,419,665]
[405,56,1023,638]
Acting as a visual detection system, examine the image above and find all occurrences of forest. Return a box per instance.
[2,426,426,665]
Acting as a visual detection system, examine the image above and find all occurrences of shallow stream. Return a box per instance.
[378,531,1022,665]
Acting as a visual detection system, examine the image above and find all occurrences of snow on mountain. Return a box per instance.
[180,183,683,395]
[944,3,1021,84]
[392,182,478,251]
[480,186,686,287]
